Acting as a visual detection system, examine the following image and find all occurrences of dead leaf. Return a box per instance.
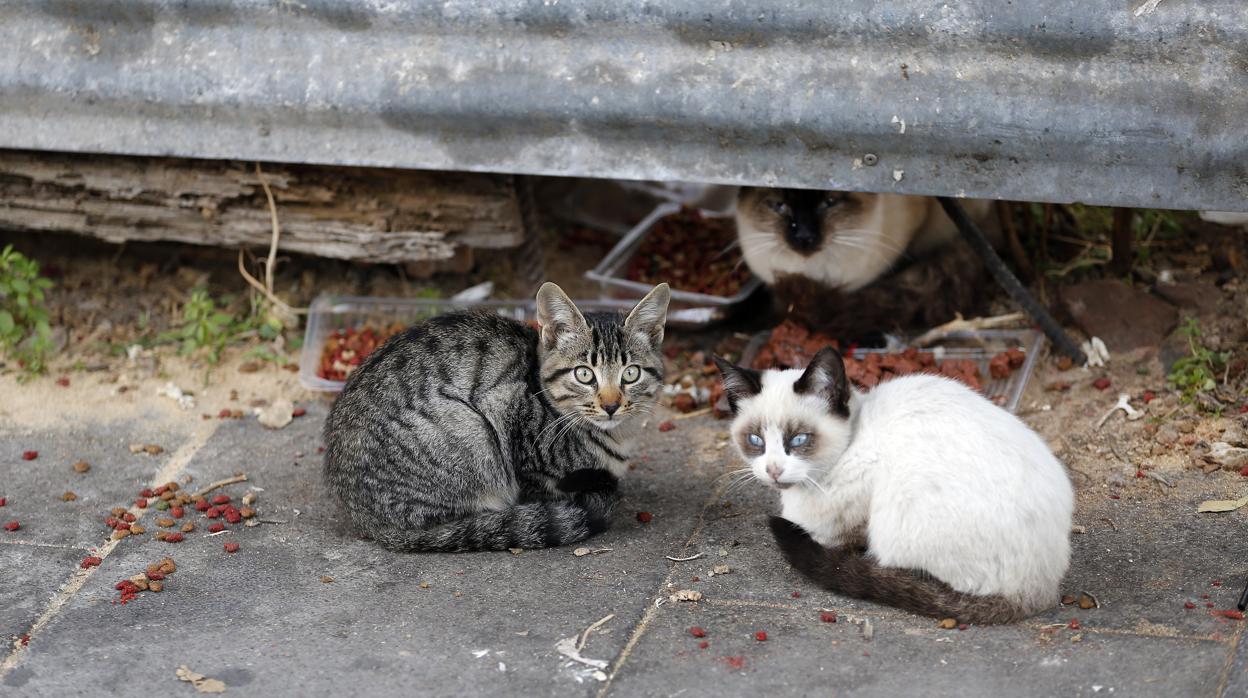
[709,565,731,576]
[258,398,294,430]
[1198,495,1248,513]
[670,589,703,603]
[573,547,590,557]
[176,665,227,693]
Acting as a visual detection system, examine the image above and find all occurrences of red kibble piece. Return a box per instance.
[22,451,38,461]
[1240,466,1248,477]
[1213,610,1245,620]
[1202,594,1210,599]
[691,576,700,582]
[0,497,5,506]
[223,541,240,553]
[1207,602,1216,608]
[292,407,307,417]
[791,591,801,598]
[140,488,154,498]
[636,511,653,523]
[820,612,837,623]
[135,498,147,508]
[658,421,675,432]
[153,485,168,496]
[147,571,165,581]
[104,517,118,528]
[1142,390,1156,403]
[19,634,29,646]
[81,556,102,568]
[690,627,706,638]
[1212,580,1222,587]
[754,631,768,641]
[211,494,230,506]
[194,500,210,512]
[1134,470,1145,478]
[115,522,130,531]
[1241,405,1248,414]
[1068,619,1080,630]
[122,512,136,523]
[56,377,70,387]
[171,506,185,519]
[164,532,184,543]
[218,408,231,419]
[205,506,221,519]
[1108,494,1120,500]
[208,522,225,533]
[1092,378,1111,390]
[727,656,746,670]
[224,510,242,524]
[317,446,326,454]
[698,641,709,649]
[1185,601,1196,609]
[4,520,20,532]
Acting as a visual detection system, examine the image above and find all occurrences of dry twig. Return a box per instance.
[193,474,248,499]
[911,312,1027,347]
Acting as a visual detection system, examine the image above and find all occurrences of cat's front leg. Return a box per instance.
[780,487,867,548]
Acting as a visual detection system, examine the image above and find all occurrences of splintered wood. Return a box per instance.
[0,151,524,264]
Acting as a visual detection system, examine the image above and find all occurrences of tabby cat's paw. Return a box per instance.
[558,468,619,494]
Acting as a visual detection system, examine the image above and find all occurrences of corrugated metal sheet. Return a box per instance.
[1,1,1245,211]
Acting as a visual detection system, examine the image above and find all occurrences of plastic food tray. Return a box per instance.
[584,202,762,310]
[300,294,703,392]
[740,329,1046,414]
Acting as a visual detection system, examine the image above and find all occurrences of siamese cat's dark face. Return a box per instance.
[737,187,872,256]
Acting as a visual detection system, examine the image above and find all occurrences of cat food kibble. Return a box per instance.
[689,627,706,638]
[223,542,240,553]
[4,520,20,532]
[81,556,102,568]
[636,511,653,523]
[754,631,768,641]
[625,208,751,297]
[21,450,37,460]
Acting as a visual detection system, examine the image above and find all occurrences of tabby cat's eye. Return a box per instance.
[574,366,595,384]
[621,365,641,384]
[789,433,811,448]
[747,433,764,448]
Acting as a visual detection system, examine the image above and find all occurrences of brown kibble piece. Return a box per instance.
[111,506,127,517]
[160,558,177,573]
[165,482,179,492]
[1057,356,1073,371]
[1061,594,1076,605]
[181,522,195,533]
[61,491,77,502]
[938,618,958,629]
[157,518,175,528]
[671,393,697,413]
[419,582,430,589]
[144,444,164,455]
[73,461,90,473]
[148,581,163,593]
[160,491,175,501]
[146,563,162,576]
[1077,594,1096,610]
[129,575,149,591]
[154,531,167,541]
[130,525,145,535]
[239,507,256,519]
[112,529,130,540]
[321,576,334,584]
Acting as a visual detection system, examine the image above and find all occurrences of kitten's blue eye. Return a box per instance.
[747,433,764,448]
[789,433,810,448]
[621,365,641,384]
[574,366,595,384]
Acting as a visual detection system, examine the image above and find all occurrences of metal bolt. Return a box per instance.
[862,153,878,166]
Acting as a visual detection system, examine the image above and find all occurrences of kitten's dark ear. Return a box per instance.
[794,346,850,417]
[624,283,670,350]
[535,282,588,352]
[712,355,762,414]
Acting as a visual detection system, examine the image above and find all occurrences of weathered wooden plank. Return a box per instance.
[0,151,524,263]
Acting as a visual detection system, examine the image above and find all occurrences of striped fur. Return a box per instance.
[324,283,670,552]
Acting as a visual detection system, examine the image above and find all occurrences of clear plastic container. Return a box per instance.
[299,294,715,392]
[584,202,762,311]
[740,329,1046,414]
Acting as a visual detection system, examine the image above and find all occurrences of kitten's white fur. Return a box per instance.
[733,369,1073,614]
[736,195,993,291]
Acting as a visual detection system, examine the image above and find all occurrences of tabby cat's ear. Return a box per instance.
[624,283,670,350]
[535,282,589,352]
[712,355,761,414]
[793,346,850,417]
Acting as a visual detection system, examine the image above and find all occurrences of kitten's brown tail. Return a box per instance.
[768,516,1026,625]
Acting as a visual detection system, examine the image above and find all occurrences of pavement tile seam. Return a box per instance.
[0,421,218,681]
[597,481,732,698]
[0,540,94,553]
[1215,623,1245,697]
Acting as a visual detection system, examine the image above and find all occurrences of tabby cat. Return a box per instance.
[324,282,670,552]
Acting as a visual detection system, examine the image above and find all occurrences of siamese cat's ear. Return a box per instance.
[794,346,850,417]
[624,283,670,350]
[535,282,589,352]
[712,355,762,414]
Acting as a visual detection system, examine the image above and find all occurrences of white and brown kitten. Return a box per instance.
[735,188,997,338]
[715,347,1074,624]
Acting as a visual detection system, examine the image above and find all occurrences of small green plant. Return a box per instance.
[163,289,238,363]
[0,245,55,374]
[1167,317,1230,405]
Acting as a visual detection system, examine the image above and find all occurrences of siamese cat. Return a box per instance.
[715,347,1073,623]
